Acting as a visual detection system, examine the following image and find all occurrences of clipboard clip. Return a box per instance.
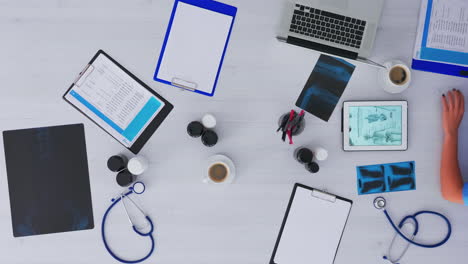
[171,78,197,91]
[311,189,337,203]
[73,64,94,87]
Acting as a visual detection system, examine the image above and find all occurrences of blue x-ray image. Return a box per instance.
[357,161,416,195]
[295,54,355,121]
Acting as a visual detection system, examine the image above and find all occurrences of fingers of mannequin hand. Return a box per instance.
[454,90,461,110]
[454,90,464,117]
[448,91,456,110]
[460,90,465,113]
[442,95,449,112]
[454,91,465,125]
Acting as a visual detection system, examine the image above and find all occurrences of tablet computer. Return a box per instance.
[64,50,173,154]
[342,101,408,151]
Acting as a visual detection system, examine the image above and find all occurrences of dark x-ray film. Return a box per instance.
[296,54,355,121]
[3,124,94,237]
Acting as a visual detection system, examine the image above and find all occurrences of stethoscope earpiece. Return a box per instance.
[383,255,399,264]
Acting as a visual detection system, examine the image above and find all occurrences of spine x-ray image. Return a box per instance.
[296,54,355,121]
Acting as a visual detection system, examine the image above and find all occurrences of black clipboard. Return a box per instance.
[270,183,353,264]
[63,50,173,154]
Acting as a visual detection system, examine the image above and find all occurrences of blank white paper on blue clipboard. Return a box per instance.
[271,184,352,264]
[154,0,237,96]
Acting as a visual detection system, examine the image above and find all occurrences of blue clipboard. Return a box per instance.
[153,0,237,96]
[412,0,468,78]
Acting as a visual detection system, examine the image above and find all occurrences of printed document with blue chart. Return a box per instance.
[64,54,165,148]
[414,0,468,67]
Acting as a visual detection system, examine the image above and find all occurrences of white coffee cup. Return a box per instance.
[204,155,236,184]
[379,60,411,94]
[127,156,148,176]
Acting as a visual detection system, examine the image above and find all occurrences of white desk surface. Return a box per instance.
[0,0,467,263]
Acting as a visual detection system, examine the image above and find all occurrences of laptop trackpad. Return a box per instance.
[320,0,348,10]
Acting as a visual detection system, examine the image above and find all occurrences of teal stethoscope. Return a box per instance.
[373,197,452,264]
[101,182,155,263]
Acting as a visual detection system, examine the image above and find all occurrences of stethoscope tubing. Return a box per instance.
[101,190,155,264]
[383,209,452,248]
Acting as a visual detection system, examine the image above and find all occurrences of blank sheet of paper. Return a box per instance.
[156,2,233,94]
[274,187,351,264]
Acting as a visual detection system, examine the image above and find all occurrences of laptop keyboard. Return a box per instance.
[290,3,366,49]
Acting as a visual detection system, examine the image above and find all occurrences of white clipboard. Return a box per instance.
[270,183,353,264]
[153,0,237,97]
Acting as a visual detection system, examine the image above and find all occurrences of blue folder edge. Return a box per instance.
[153,0,237,97]
[412,0,468,78]
[412,59,468,78]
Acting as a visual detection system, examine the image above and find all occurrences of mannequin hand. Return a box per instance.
[442,89,465,137]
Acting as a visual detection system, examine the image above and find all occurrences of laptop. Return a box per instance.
[277,0,385,63]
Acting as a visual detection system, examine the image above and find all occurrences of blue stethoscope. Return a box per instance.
[373,197,452,264]
[101,182,155,263]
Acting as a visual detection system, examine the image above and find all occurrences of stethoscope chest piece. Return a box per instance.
[131,181,146,194]
[374,196,386,210]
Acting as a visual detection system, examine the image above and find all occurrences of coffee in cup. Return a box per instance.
[208,162,229,183]
[389,65,409,85]
[380,60,412,94]
[204,155,236,184]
